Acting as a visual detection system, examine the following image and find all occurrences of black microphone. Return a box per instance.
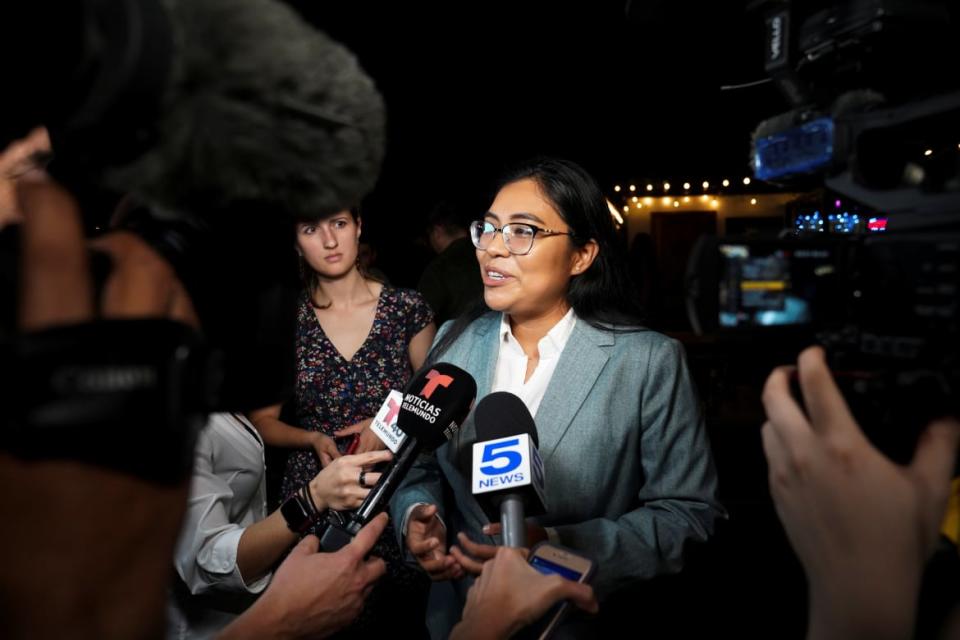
[320,363,477,551]
[470,392,547,548]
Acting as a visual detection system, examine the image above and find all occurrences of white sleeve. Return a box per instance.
[172,426,271,595]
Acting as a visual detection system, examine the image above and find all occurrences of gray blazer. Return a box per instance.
[391,312,723,606]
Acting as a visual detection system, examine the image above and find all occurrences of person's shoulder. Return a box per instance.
[433,311,498,352]
[196,413,234,459]
[588,322,680,353]
[383,284,432,312]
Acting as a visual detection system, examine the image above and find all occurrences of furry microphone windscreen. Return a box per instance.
[103,0,386,222]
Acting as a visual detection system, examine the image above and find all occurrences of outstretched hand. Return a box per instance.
[761,346,960,640]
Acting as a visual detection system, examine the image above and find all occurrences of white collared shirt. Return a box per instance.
[491,308,577,417]
[168,413,270,639]
[401,309,577,541]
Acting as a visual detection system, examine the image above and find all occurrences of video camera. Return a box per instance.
[0,0,385,481]
[686,0,960,460]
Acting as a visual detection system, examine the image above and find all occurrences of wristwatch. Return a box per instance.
[280,493,314,534]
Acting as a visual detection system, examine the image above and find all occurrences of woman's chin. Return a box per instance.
[482,291,513,314]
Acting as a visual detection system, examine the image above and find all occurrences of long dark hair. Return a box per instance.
[430,156,644,361]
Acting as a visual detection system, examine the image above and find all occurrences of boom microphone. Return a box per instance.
[3,0,385,221]
[1,0,386,411]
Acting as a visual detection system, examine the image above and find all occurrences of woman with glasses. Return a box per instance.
[391,157,724,636]
[248,207,436,638]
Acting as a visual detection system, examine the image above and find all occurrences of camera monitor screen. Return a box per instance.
[718,244,838,328]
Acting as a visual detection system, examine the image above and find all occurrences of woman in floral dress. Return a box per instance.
[249,207,435,638]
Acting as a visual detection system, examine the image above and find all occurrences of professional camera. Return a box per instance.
[0,0,385,481]
[686,0,960,460]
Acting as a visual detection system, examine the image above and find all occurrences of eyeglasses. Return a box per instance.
[469,220,573,256]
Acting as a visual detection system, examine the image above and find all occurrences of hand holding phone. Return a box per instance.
[451,544,597,640]
[522,542,596,639]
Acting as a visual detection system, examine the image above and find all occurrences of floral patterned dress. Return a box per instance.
[281,284,433,638]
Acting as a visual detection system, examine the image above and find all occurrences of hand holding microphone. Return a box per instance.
[309,449,392,512]
[319,363,477,551]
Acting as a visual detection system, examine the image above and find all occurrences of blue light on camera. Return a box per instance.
[753,117,835,181]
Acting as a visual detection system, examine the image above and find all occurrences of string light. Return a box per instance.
[682,182,690,190]
[607,200,624,225]
[672,201,679,208]
[722,179,730,187]
[743,177,751,185]
[750,198,757,205]
[646,184,654,191]
[924,149,933,156]
[629,184,636,192]
[702,181,710,189]
[622,205,629,212]
[631,196,638,202]
[683,196,690,203]
[614,185,621,192]
[663,182,671,191]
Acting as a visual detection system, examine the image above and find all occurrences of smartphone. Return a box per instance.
[522,542,596,639]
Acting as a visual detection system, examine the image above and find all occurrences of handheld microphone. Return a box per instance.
[470,392,546,548]
[320,363,476,551]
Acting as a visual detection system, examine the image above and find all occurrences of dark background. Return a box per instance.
[283,2,810,637]
[287,0,785,286]
[280,3,959,638]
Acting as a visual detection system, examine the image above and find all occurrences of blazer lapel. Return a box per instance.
[467,314,499,398]
[534,320,614,463]
[443,314,501,530]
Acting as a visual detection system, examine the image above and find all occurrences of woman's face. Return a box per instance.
[296,211,361,279]
[477,178,596,323]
